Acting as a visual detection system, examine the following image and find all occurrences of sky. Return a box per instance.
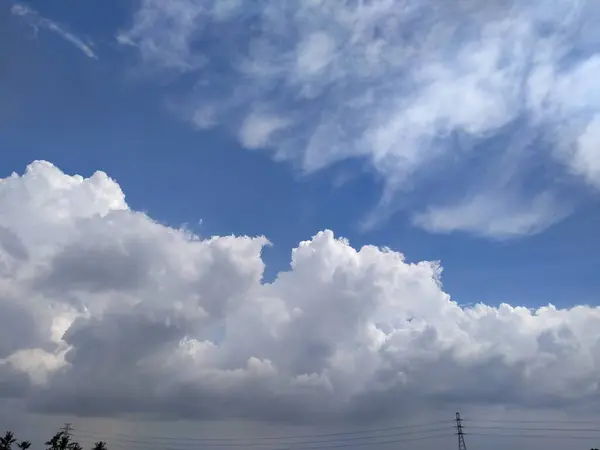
[2,0,600,449]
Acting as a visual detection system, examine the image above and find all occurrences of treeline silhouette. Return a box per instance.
[3,426,600,449]
[1,431,106,450]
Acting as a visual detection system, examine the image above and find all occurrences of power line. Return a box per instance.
[55,413,600,450]
[74,419,453,443]
[463,417,600,425]
[70,431,450,450]
[215,433,450,450]
[71,426,453,448]
[467,425,600,433]
[467,432,600,441]
[61,413,600,450]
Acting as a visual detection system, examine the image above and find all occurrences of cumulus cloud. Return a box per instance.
[11,3,97,59]
[117,0,600,237]
[2,161,600,424]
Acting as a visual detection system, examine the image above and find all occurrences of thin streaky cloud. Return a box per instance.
[117,0,600,239]
[11,3,98,59]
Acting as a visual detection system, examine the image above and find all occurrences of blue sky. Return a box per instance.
[3,0,600,311]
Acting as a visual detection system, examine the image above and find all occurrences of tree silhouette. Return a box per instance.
[44,431,65,450]
[3,429,104,450]
[42,429,106,450]
[0,432,17,450]
[1,432,32,450]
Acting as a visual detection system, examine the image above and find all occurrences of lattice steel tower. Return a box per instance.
[456,412,467,450]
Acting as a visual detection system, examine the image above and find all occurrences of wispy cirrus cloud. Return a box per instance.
[118,0,600,239]
[11,3,97,59]
[413,191,571,239]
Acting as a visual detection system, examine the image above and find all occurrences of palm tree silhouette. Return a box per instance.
[3,429,105,450]
[44,431,75,450]
[44,431,64,450]
[0,431,17,450]
[91,442,107,450]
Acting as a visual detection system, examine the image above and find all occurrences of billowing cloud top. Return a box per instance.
[117,0,600,238]
[1,162,600,423]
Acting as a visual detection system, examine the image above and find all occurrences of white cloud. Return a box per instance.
[413,191,570,239]
[116,0,205,71]
[11,3,98,59]
[569,115,600,189]
[239,112,290,149]
[191,106,216,130]
[295,32,337,77]
[117,0,600,238]
[3,161,600,425]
